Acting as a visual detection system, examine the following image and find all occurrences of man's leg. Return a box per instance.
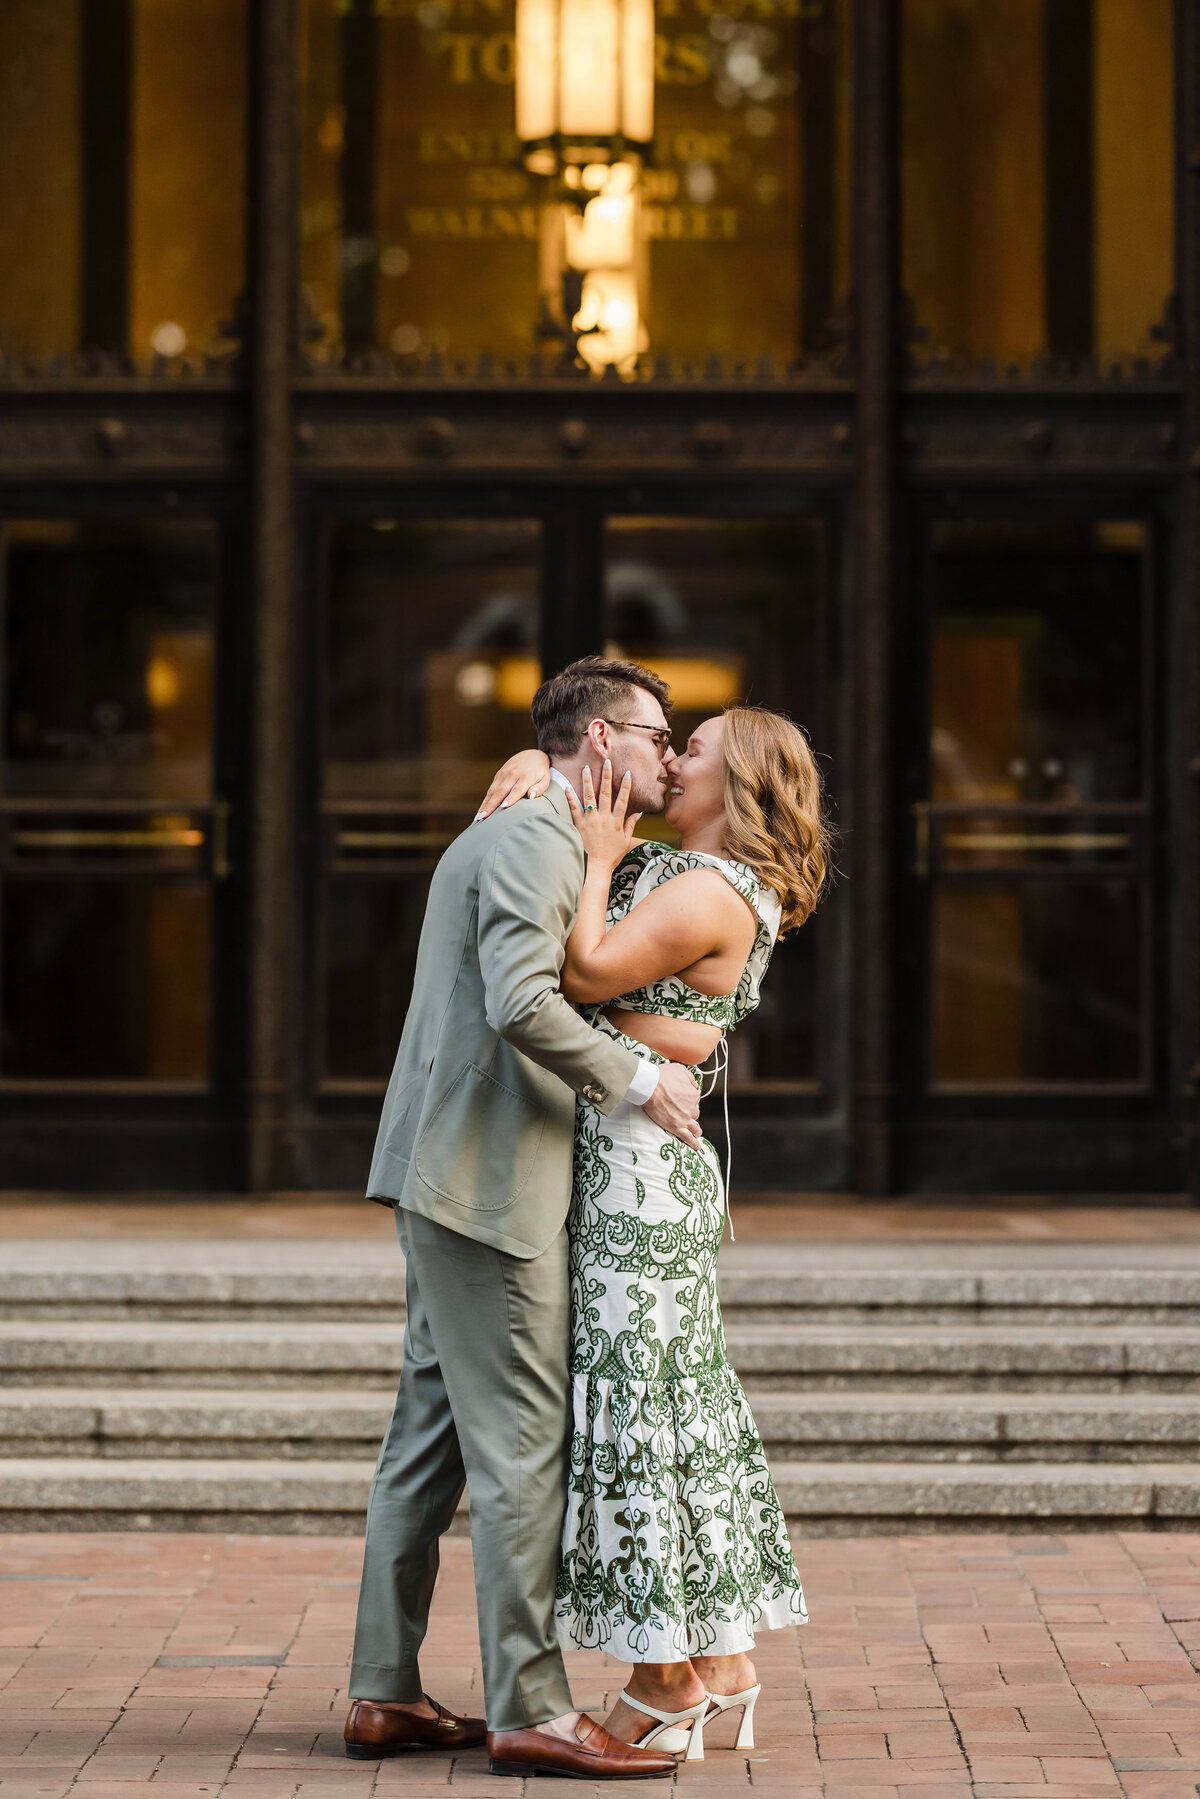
[399,1210,574,1732]
[349,1209,466,1702]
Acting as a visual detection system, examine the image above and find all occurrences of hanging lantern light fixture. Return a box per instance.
[516,0,655,177]
[516,0,655,374]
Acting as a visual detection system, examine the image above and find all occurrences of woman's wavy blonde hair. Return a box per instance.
[721,706,831,933]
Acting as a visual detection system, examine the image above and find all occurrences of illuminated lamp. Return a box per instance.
[490,656,742,713]
[516,0,654,375]
[516,0,654,176]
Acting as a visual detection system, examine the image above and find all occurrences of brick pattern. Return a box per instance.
[1,1532,1199,1798]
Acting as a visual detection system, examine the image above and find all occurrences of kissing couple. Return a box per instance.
[343,656,829,1778]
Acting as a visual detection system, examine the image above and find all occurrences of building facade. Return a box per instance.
[0,0,1197,1198]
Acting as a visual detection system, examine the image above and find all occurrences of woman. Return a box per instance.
[479,706,829,1760]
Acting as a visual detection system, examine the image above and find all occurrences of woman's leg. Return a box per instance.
[691,1651,757,1698]
[603,1660,708,1745]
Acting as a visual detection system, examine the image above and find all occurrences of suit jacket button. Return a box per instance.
[583,1083,605,1105]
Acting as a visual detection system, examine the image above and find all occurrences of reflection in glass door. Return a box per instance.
[914,520,1151,1089]
[318,519,541,1084]
[1,520,223,1082]
[603,516,830,1088]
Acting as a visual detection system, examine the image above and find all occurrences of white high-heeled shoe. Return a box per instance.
[620,1689,708,1760]
[704,1682,761,1748]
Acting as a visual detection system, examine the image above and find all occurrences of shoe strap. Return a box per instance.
[621,1689,706,1726]
[422,1696,461,1730]
[708,1683,762,1709]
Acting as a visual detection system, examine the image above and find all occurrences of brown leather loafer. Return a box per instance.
[344,1696,487,1759]
[487,1713,676,1779]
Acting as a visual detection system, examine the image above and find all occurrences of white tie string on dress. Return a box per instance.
[699,1036,735,1241]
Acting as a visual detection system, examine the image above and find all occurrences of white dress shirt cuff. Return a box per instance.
[623,1058,660,1107]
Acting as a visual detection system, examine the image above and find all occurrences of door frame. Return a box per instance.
[0,482,250,1187]
[894,481,1180,1193]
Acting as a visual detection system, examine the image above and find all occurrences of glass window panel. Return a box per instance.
[930,521,1145,805]
[604,516,825,1081]
[1,519,218,1085]
[299,0,850,369]
[0,0,246,361]
[2,879,211,1080]
[325,519,541,804]
[323,879,432,1083]
[646,0,852,367]
[0,2,81,356]
[932,880,1142,1083]
[925,516,1149,1088]
[321,518,541,1080]
[902,0,1173,366]
[4,522,216,803]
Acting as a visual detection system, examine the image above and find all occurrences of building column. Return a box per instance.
[245,0,298,1189]
[80,0,132,353]
[541,506,605,676]
[849,0,900,1194]
[1177,0,1200,1201]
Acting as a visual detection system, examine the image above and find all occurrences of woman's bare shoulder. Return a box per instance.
[631,865,756,938]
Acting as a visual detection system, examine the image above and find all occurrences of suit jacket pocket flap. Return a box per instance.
[414,1061,548,1211]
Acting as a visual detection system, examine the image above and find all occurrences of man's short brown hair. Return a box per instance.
[531,655,673,758]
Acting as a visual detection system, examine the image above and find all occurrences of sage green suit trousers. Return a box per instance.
[348,1206,574,1730]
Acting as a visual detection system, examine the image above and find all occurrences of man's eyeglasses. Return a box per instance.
[602,719,672,754]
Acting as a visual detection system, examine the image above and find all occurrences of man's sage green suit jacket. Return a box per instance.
[366,780,640,1258]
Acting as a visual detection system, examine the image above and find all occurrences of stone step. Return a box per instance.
[4,1319,1200,1388]
[770,1461,1200,1532]
[722,1267,1200,1325]
[6,1258,1200,1322]
[5,1386,1200,1465]
[0,1457,377,1533]
[0,1388,394,1458]
[750,1391,1200,1463]
[0,1268,406,1323]
[730,1324,1200,1389]
[1,1455,1196,1535]
[0,1321,405,1387]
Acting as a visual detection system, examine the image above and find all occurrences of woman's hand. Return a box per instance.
[475,748,551,820]
[565,761,641,871]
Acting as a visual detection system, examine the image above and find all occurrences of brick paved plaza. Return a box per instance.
[2,1531,1199,1799]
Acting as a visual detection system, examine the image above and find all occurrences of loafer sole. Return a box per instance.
[489,1757,674,1779]
[345,1736,485,1759]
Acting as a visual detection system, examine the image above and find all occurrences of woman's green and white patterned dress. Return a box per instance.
[555,842,808,1662]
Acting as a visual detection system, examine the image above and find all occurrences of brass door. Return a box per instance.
[902,510,1168,1190]
[314,516,543,1088]
[1,519,227,1090]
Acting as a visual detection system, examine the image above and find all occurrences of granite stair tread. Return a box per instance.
[769,1460,1200,1522]
[1,1456,1197,1531]
[4,1244,1200,1322]
[4,1386,1199,1464]
[3,1319,1200,1383]
[7,1384,1200,1421]
[3,1318,1197,1344]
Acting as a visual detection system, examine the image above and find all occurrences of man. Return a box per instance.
[344,657,698,1780]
